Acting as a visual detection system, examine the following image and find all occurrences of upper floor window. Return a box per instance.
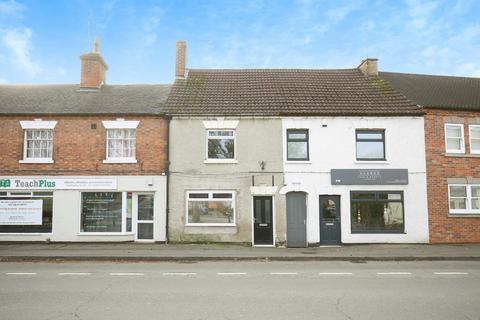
[356,129,385,161]
[469,125,480,154]
[287,129,309,161]
[19,120,57,164]
[444,123,465,154]
[207,130,235,160]
[107,129,136,159]
[449,184,480,214]
[102,120,139,163]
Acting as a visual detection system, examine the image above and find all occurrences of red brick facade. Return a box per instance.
[0,115,168,176]
[425,108,480,243]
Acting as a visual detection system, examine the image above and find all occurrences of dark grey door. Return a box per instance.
[286,192,307,248]
[319,195,341,245]
[253,196,273,245]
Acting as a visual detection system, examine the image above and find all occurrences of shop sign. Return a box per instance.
[0,178,117,190]
[0,200,43,225]
[331,169,409,185]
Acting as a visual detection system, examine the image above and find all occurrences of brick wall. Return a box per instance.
[0,115,168,176]
[425,108,480,243]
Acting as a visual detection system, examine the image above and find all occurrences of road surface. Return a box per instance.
[0,261,479,320]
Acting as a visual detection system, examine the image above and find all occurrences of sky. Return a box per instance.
[0,0,479,85]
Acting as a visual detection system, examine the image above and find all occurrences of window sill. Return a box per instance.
[0,232,53,236]
[445,153,480,158]
[204,159,238,164]
[103,159,137,164]
[448,213,480,217]
[354,160,389,164]
[351,231,406,234]
[19,159,54,164]
[286,160,312,164]
[185,224,237,227]
[78,232,135,236]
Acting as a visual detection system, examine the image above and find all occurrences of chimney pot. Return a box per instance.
[358,58,378,76]
[175,40,187,79]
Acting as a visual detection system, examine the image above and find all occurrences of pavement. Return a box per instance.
[1,242,480,262]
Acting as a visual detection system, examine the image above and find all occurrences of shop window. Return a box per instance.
[207,130,235,160]
[445,123,465,153]
[0,192,53,233]
[356,129,386,160]
[287,129,309,161]
[448,184,480,214]
[351,191,404,233]
[186,191,235,225]
[469,125,480,154]
[81,192,147,233]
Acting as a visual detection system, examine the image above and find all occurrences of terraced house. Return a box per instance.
[0,40,171,242]
[1,39,477,246]
[165,42,429,246]
[381,72,480,243]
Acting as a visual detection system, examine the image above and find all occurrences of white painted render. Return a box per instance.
[280,117,429,243]
[0,176,166,242]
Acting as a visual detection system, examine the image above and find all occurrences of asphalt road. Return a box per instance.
[0,261,479,320]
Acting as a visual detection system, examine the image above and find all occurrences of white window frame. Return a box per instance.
[19,120,57,164]
[448,184,480,215]
[185,190,236,226]
[469,125,480,154]
[444,123,465,154]
[205,129,237,163]
[102,120,139,164]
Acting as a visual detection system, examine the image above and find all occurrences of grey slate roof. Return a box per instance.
[164,69,421,116]
[379,72,480,111]
[0,84,171,115]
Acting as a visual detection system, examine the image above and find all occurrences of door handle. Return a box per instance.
[304,219,306,225]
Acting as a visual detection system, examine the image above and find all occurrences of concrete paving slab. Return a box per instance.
[1,243,480,262]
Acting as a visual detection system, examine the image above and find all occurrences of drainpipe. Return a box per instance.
[165,115,171,244]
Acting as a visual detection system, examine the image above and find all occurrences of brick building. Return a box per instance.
[381,72,480,243]
[0,40,171,242]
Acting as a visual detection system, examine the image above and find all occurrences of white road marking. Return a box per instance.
[217,272,247,275]
[434,272,469,275]
[270,272,298,275]
[6,272,37,275]
[58,273,91,276]
[377,272,412,275]
[109,273,144,276]
[318,272,353,275]
[163,272,197,276]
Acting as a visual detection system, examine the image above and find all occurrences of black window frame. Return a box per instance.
[350,190,405,234]
[286,129,309,161]
[355,129,386,161]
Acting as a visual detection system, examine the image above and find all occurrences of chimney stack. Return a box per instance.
[80,37,109,88]
[175,40,187,79]
[358,58,378,76]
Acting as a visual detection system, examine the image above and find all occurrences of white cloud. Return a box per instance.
[456,63,480,77]
[0,0,24,16]
[142,6,163,46]
[2,27,42,77]
[405,0,439,29]
[326,0,363,24]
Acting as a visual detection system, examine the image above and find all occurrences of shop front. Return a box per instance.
[0,176,166,242]
[282,168,429,245]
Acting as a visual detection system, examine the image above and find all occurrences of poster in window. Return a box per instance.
[0,200,43,225]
